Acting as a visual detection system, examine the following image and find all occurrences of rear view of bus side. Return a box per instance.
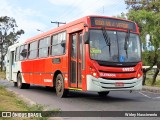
[6,16,142,97]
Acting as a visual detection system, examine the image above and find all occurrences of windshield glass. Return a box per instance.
[89,30,141,63]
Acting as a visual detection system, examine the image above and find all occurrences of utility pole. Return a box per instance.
[51,21,66,27]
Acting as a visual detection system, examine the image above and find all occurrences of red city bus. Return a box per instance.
[6,16,142,97]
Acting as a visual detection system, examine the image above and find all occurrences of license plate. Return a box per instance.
[115,82,124,87]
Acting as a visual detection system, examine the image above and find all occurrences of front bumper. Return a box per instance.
[86,75,142,92]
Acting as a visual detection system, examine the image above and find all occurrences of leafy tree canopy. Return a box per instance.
[0,16,24,71]
[124,0,160,85]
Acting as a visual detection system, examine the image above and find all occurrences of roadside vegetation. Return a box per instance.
[122,0,160,86]
[0,71,6,80]
[145,70,160,87]
[0,85,48,120]
[146,78,160,87]
[0,72,50,120]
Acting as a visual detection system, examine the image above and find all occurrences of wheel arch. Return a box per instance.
[53,70,63,87]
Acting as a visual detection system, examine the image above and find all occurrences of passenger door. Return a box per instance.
[6,51,14,80]
[70,32,83,88]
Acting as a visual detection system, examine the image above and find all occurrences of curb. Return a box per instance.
[6,88,37,106]
[142,86,160,93]
[5,88,63,120]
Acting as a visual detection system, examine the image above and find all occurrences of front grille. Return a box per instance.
[101,86,134,89]
[101,77,135,80]
[100,82,137,84]
[99,70,136,74]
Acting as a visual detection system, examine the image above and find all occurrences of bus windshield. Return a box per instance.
[89,29,141,63]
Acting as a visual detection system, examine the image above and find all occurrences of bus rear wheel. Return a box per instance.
[98,91,110,97]
[17,73,30,89]
[14,82,17,87]
[55,74,68,98]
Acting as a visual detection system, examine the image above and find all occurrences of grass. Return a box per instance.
[145,71,160,87]
[0,71,59,119]
[0,71,6,80]
[0,71,48,119]
[0,86,50,112]
[0,86,48,120]
[145,78,160,87]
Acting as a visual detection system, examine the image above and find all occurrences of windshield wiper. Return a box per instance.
[102,27,111,57]
[124,29,130,58]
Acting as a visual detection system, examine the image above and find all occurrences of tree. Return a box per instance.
[124,0,160,85]
[0,16,24,71]
[114,12,127,19]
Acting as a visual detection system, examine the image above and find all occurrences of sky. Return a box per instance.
[0,0,128,42]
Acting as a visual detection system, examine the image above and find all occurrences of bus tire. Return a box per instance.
[14,82,17,87]
[17,73,30,89]
[24,84,30,89]
[98,91,110,97]
[55,74,68,98]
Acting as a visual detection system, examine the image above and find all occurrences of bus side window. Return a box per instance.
[61,40,66,54]
[71,35,76,58]
[24,44,28,59]
[39,37,50,58]
[15,47,20,61]
[20,44,28,60]
[20,45,24,60]
[51,31,66,56]
[11,51,15,65]
[28,41,38,59]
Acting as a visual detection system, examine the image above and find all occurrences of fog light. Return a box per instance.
[138,73,141,78]
[93,72,97,77]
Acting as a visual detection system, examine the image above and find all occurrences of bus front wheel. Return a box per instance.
[17,73,30,89]
[55,74,68,98]
[98,91,110,97]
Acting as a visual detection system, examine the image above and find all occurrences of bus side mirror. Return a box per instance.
[20,49,27,57]
[61,40,65,47]
[84,32,89,44]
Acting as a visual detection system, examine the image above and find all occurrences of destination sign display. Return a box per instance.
[90,17,136,31]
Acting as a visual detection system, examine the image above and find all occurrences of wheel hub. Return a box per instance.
[57,79,62,92]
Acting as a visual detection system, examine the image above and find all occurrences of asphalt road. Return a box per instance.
[0,79,160,120]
